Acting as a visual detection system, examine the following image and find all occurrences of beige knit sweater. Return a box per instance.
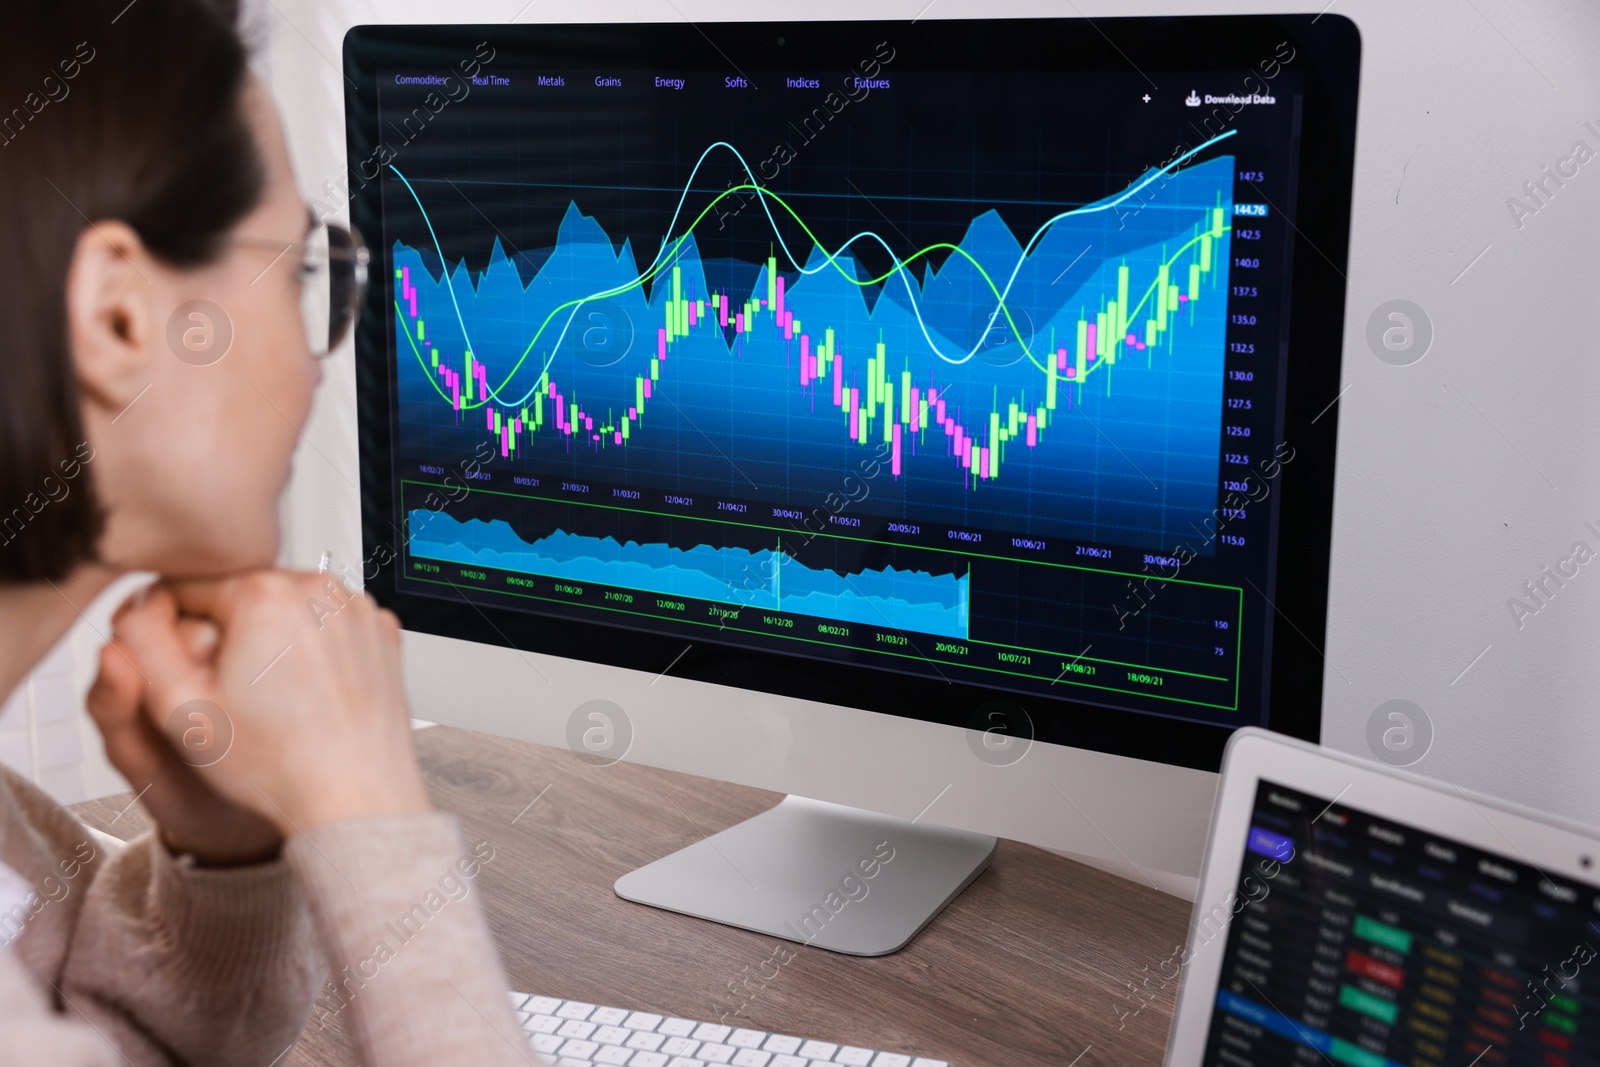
[0,763,541,1066]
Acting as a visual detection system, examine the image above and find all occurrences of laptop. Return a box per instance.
[1165,726,1600,1066]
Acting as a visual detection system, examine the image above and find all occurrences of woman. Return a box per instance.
[0,2,532,1064]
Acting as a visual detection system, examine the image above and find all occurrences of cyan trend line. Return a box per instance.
[387,128,1234,406]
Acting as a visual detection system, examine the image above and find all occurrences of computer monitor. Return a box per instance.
[345,14,1360,949]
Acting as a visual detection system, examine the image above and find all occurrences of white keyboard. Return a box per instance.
[509,993,950,1067]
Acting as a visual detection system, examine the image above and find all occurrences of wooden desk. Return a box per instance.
[70,725,1191,1066]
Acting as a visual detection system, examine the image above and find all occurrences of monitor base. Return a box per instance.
[614,794,997,956]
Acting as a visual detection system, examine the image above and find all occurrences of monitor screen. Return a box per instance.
[346,17,1360,769]
[1202,780,1600,1066]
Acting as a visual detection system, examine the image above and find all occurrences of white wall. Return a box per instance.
[253,0,1600,894]
[0,574,154,804]
[0,636,91,800]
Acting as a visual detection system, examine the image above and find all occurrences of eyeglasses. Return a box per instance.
[228,207,370,359]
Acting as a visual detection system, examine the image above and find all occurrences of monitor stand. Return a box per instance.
[614,794,997,956]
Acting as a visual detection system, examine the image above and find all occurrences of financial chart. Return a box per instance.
[376,66,1303,726]
[1204,782,1600,1067]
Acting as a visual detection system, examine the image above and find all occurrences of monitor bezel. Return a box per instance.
[344,14,1361,772]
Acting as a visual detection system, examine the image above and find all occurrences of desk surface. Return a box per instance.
[70,724,1191,1066]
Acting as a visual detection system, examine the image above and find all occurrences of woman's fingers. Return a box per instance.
[102,569,434,836]
[174,616,220,662]
[92,590,216,734]
[85,639,145,742]
[89,639,285,865]
[114,587,203,683]
[87,638,184,794]
[86,637,141,716]
[111,586,224,752]
[91,595,221,777]
[161,573,262,627]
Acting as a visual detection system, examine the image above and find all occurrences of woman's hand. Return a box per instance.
[87,604,283,866]
[107,571,433,839]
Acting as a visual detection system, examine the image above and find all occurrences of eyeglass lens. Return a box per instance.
[328,223,365,353]
[300,221,369,358]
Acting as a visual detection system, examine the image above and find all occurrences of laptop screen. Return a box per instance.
[1200,780,1599,1066]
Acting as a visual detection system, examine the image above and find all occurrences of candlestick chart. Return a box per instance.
[391,143,1234,549]
[385,138,1243,673]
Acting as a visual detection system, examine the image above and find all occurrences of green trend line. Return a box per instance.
[394,183,1230,413]
[388,131,1236,407]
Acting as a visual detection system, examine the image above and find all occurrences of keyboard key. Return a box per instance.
[557,1039,599,1058]
[511,993,947,1067]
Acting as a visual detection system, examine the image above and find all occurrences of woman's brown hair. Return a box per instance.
[0,0,264,581]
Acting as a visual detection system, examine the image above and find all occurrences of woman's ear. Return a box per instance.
[65,219,160,415]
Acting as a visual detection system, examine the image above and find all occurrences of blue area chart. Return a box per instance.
[408,509,971,639]
[392,147,1233,569]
